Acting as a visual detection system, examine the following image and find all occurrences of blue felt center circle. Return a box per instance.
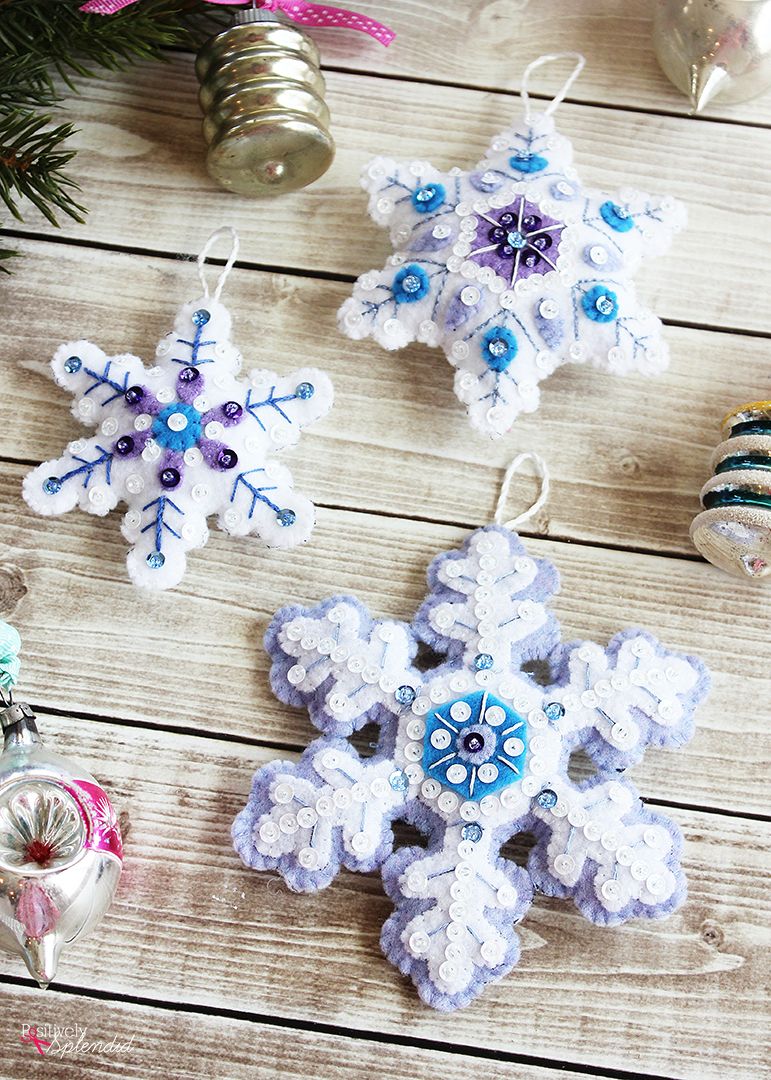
[152,402,202,451]
[422,690,528,802]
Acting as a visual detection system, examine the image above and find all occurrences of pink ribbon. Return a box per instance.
[79,0,395,46]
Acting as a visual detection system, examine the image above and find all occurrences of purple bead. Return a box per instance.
[523,215,540,229]
[222,401,243,420]
[125,385,144,405]
[524,253,539,268]
[463,731,485,753]
[115,435,135,455]
[532,235,551,250]
[498,245,515,258]
[179,366,200,384]
[217,448,238,470]
[160,467,180,489]
[489,226,506,242]
[499,212,515,226]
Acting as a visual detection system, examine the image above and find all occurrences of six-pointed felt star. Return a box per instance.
[339,108,685,438]
[24,293,333,589]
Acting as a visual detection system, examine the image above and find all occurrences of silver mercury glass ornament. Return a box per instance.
[196,6,334,196]
[691,400,771,579]
[0,691,123,987]
[653,0,771,113]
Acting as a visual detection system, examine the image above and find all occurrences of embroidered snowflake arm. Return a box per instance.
[217,460,317,548]
[123,494,208,590]
[47,341,149,428]
[360,157,460,249]
[234,367,333,452]
[232,738,410,890]
[545,631,709,769]
[265,596,421,737]
[414,526,560,668]
[381,822,533,1010]
[566,278,669,376]
[478,113,576,196]
[579,188,686,274]
[339,257,451,352]
[527,774,687,926]
[24,434,120,518]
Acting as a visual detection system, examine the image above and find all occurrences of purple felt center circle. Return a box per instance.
[469,196,564,283]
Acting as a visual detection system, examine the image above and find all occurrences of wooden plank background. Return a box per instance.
[1,2,769,1077]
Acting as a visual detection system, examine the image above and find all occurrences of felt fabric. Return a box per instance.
[23,295,333,590]
[232,525,709,1010]
[338,108,686,439]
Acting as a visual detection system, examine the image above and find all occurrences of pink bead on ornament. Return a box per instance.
[0,623,123,987]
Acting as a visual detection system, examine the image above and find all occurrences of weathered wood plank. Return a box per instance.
[0,985,604,1080]
[0,461,765,815]
[313,0,771,126]
[11,61,771,333]
[5,239,765,560]
[0,717,765,1080]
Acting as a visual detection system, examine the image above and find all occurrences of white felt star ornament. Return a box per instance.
[24,229,334,590]
[338,53,686,438]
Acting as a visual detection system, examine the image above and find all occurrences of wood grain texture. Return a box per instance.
[0,461,765,815]
[0,986,606,1080]
[12,60,771,334]
[5,240,767,561]
[0,716,766,1080]
[312,0,771,126]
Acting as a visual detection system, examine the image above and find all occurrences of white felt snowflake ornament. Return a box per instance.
[23,230,333,590]
[338,54,686,438]
[233,455,709,1011]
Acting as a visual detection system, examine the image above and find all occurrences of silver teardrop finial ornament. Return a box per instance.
[653,0,771,113]
[196,8,334,196]
[0,702,123,986]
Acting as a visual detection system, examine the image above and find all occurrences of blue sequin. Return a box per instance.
[43,477,62,495]
[276,508,296,527]
[509,152,548,174]
[192,309,211,326]
[146,551,165,569]
[64,356,82,374]
[393,264,430,304]
[461,823,483,843]
[296,382,315,400]
[535,788,558,809]
[152,402,202,451]
[481,326,517,372]
[507,230,527,250]
[600,201,633,233]
[582,285,619,323]
[395,684,417,706]
[474,652,494,670]
[543,701,565,721]
[411,183,446,214]
[389,769,409,792]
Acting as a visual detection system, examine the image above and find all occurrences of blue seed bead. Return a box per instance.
[461,823,483,843]
[474,652,494,671]
[389,770,409,792]
[599,201,633,233]
[192,308,210,326]
[64,356,82,374]
[506,230,526,249]
[535,788,558,809]
[296,382,315,400]
[43,477,62,495]
[146,551,165,569]
[543,701,565,721]
[395,684,417,706]
[276,508,296,527]
[411,183,445,213]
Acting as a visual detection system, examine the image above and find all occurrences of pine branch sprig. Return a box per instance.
[0,110,86,227]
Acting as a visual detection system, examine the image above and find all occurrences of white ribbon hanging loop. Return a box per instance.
[197,226,240,302]
[494,451,550,531]
[521,52,586,125]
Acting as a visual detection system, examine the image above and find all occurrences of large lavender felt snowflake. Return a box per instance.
[233,526,709,1010]
[338,105,686,438]
[23,287,333,590]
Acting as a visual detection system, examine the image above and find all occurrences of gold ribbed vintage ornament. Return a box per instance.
[196,7,334,196]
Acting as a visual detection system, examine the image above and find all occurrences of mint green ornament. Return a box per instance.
[0,622,22,693]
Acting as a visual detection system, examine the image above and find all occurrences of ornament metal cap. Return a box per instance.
[691,401,771,581]
[196,7,334,196]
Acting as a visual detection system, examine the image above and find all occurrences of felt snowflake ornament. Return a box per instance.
[23,229,333,590]
[233,467,709,1011]
[338,53,686,438]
